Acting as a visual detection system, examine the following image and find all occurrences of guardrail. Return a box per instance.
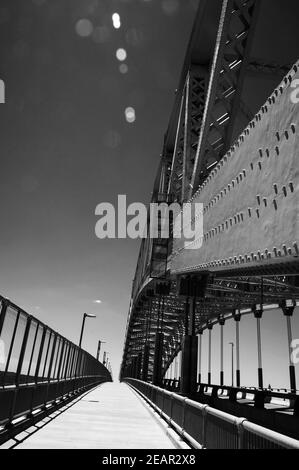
[162,379,299,416]
[0,296,112,443]
[125,379,299,449]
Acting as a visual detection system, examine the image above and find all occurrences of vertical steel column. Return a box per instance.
[280,301,297,393]
[198,330,203,384]
[136,352,142,380]
[15,316,32,386]
[142,298,151,382]
[208,324,213,385]
[34,327,46,382]
[170,360,174,380]
[233,311,241,387]
[174,354,178,380]
[152,332,164,386]
[9,315,32,421]
[180,297,198,395]
[253,306,264,389]
[219,318,225,386]
[0,299,8,337]
[142,343,150,382]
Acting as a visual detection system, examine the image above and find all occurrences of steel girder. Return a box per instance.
[167,67,207,202]
[189,0,261,196]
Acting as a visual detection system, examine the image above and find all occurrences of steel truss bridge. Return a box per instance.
[120,0,299,448]
[1,0,299,451]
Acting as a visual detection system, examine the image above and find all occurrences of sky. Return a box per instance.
[0,0,298,388]
[0,0,200,377]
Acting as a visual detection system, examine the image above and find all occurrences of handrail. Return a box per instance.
[125,378,299,449]
[162,379,299,415]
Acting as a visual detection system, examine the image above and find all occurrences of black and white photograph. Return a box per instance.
[0,0,298,456]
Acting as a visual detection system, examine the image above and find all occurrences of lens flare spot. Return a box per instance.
[119,63,128,74]
[112,13,121,29]
[162,0,179,15]
[75,18,94,37]
[125,107,136,124]
[116,48,127,62]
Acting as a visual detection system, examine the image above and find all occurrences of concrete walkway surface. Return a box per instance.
[14,382,176,449]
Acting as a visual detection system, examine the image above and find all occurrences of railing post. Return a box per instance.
[34,327,46,382]
[9,315,32,422]
[170,393,174,423]
[3,309,21,383]
[44,333,58,405]
[202,405,208,449]
[181,398,187,433]
[15,316,32,386]
[237,418,246,449]
[0,298,9,337]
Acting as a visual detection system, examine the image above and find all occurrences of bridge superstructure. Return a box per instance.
[0,0,299,451]
[120,0,299,447]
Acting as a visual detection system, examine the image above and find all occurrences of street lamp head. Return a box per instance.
[84,313,96,318]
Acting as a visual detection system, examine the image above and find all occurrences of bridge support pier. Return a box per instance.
[233,310,241,387]
[180,296,198,395]
[152,332,164,386]
[253,306,264,389]
[180,334,198,396]
[177,274,208,395]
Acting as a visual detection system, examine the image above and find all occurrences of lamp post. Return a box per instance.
[103,351,108,367]
[79,313,96,348]
[229,342,234,387]
[97,340,106,361]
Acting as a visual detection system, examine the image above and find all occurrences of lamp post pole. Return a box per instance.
[79,313,96,348]
[97,340,106,361]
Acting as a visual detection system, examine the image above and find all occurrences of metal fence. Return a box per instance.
[125,379,299,449]
[0,295,111,441]
[162,379,299,416]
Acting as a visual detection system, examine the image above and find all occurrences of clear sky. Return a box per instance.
[0,0,298,389]
[0,0,199,377]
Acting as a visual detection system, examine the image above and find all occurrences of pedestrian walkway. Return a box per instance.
[14,382,177,449]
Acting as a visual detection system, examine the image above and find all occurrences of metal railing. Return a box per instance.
[162,379,299,416]
[125,379,299,449]
[0,295,111,441]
